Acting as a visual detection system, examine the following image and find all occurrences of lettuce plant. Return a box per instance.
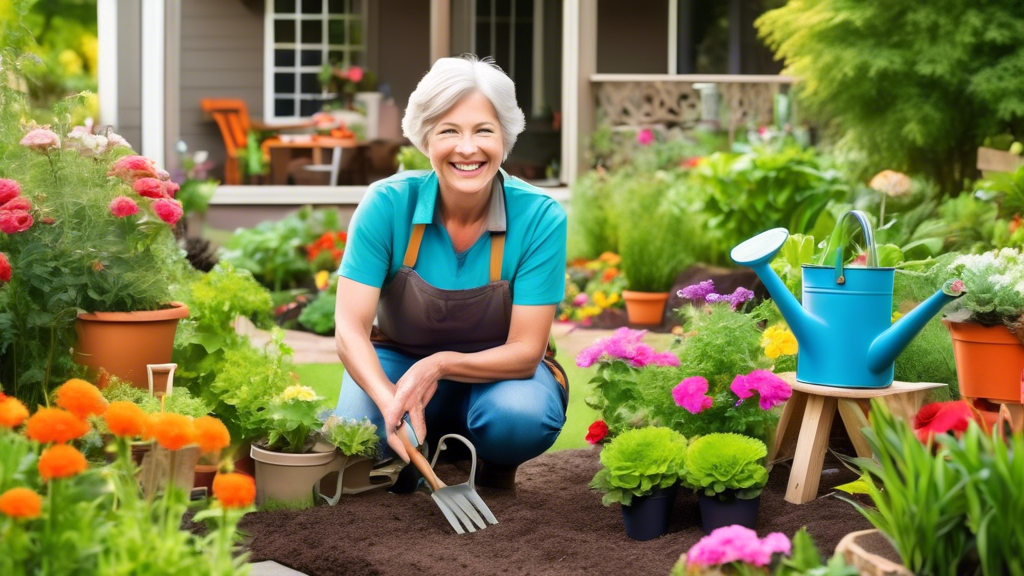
[589,426,687,506]
[259,385,326,454]
[322,415,379,458]
[946,248,1024,330]
[683,433,768,501]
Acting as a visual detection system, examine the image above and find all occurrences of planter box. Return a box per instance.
[835,529,913,576]
[977,146,1024,174]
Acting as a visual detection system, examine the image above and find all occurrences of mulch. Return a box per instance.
[240,449,873,576]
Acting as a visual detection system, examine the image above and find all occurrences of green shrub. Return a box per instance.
[589,426,688,506]
[567,170,625,260]
[396,146,431,171]
[617,172,697,292]
[298,284,337,335]
[683,433,768,501]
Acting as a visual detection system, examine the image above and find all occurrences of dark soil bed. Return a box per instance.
[241,449,872,576]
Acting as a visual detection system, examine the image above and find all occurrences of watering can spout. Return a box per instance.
[730,228,823,346]
[867,281,965,373]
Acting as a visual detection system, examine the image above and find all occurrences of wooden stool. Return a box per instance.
[771,372,946,504]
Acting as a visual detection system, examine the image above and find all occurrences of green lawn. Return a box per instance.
[293,348,598,453]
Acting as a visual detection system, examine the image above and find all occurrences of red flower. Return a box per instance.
[913,401,976,444]
[0,211,33,234]
[682,157,704,169]
[0,196,32,213]
[133,178,168,199]
[0,252,10,283]
[586,420,609,445]
[0,179,20,205]
[153,198,183,226]
[108,155,160,182]
[109,196,139,218]
[1010,214,1022,234]
[347,66,364,83]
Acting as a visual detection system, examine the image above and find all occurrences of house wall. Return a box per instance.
[116,0,142,149]
[596,0,668,74]
[374,0,431,111]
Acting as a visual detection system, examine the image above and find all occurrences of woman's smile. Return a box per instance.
[450,161,487,176]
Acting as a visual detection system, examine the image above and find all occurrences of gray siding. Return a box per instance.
[116,0,142,150]
[375,0,430,110]
[178,0,265,179]
[597,0,669,74]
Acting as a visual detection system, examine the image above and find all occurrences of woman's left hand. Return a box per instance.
[384,354,444,444]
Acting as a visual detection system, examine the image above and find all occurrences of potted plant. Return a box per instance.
[684,433,768,534]
[674,526,857,576]
[317,415,385,502]
[250,384,343,508]
[589,426,688,541]
[943,248,1024,402]
[0,93,190,406]
[617,173,696,325]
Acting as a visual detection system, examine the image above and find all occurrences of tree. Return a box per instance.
[757,0,1024,190]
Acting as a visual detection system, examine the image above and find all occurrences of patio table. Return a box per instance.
[262,136,362,185]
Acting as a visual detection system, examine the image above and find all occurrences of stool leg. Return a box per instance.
[771,391,807,463]
[785,395,837,505]
[837,399,872,458]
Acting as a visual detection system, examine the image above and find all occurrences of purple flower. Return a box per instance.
[731,369,792,410]
[728,287,755,309]
[575,327,679,368]
[687,525,792,569]
[678,280,716,301]
[672,377,714,414]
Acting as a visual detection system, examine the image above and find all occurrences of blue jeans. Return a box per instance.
[334,345,568,466]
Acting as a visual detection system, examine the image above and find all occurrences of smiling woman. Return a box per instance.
[332,55,568,492]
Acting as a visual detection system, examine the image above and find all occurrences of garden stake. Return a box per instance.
[398,421,498,534]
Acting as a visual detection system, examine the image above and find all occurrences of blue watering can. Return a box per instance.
[731,210,964,388]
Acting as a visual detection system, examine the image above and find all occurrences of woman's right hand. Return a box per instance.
[380,397,413,463]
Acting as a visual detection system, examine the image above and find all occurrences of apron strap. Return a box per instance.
[403,223,427,268]
[489,232,505,283]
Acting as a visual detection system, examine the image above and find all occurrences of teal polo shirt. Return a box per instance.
[339,169,567,306]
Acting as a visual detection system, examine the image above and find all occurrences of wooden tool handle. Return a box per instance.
[398,422,445,492]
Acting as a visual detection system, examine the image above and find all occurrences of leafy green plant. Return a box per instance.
[396,145,431,171]
[946,248,1024,328]
[99,380,210,418]
[322,415,378,458]
[589,426,687,506]
[259,384,326,454]
[617,172,697,292]
[567,169,627,260]
[683,433,768,501]
[298,283,337,335]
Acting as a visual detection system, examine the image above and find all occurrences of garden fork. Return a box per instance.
[398,419,498,534]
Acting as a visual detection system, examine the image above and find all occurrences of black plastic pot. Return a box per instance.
[698,492,760,534]
[621,484,679,541]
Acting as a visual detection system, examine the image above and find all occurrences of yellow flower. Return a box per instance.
[891,311,903,323]
[608,292,620,305]
[315,270,331,291]
[80,35,99,73]
[58,49,84,76]
[599,252,621,266]
[593,291,609,308]
[280,385,319,402]
[761,325,798,360]
[578,305,602,319]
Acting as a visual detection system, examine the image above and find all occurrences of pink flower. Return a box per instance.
[133,178,169,199]
[20,128,61,152]
[0,252,10,283]
[636,128,654,146]
[155,168,171,181]
[109,196,139,218]
[572,293,588,307]
[673,376,715,414]
[687,525,791,569]
[0,179,21,205]
[347,66,364,83]
[162,181,180,198]
[575,327,679,368]
[0,197,32,213]
[153,198,183,226]
[585,420,608,444]
[731,369,792,410]
[0,211,34,234]
[761,532,791,557]
[108,155,160,182]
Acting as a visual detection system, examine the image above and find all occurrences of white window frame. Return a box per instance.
[263,0,368,122]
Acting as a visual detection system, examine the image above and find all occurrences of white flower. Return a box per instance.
[66,127,108,157]
[194,150,209,164]
[106,132,132,150]
[280,384,319,402]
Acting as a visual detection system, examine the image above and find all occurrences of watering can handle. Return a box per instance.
[824,210,878,284]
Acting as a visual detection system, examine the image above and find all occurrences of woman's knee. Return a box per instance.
[465,382,565,466]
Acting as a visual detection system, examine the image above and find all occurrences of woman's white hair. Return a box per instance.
[402,55,525,161]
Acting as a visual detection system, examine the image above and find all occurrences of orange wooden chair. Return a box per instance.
[200,98,260,185]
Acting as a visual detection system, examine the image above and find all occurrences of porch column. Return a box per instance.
[560,0,597,186]
[141,0,165,167]
[431,0,451,64]
[97,0,118,128]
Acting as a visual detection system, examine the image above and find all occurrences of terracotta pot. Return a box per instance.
[74,302,190,391]
[944,319,1024,403]
[251,442,345,507]
[835,529,912,576]
[622,290,670,325]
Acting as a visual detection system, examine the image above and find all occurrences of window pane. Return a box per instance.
[301,20,322,43]
[515,0,531,19]
[274,19,296,43]
[328,0,346,13]
[301,0,322,14]
[328,20,346,44]
[274,49,296,67]
[495,0,511,16]
[300,49,322,66]
[348,50,363,66]
[300,73,320,94]
[476,0,490,18]
[274,0,296,14]
[349,19,363,45]
[275,98,296,117]
[494,20,510,71]
[275,72,296,93]
[300,99,322,117]
[328,49,346,65]
[475,22,491,56]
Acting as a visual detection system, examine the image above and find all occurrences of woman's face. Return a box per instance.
[427,91,504,198]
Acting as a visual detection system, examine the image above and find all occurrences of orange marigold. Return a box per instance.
[0,487,42,519]
[25,408,91,444]
[212,473,256,508]
[145,412,194,451]
[104,401,149,438]
[0,395,29,428]
[193,415,230,454]
[55,378,108,420]
[38,444,88,480]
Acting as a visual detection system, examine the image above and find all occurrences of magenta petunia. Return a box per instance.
[636,128,655,146]
[575,327,679,368]
[731,369,792,410]
[672,376,714,414]
[687,525,792,569]
[0,211,34,234]
[0,179,21,205]
[153,198,183,226]
[109,196,139,218]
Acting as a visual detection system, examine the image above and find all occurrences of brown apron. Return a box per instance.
[372,221,568,394]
